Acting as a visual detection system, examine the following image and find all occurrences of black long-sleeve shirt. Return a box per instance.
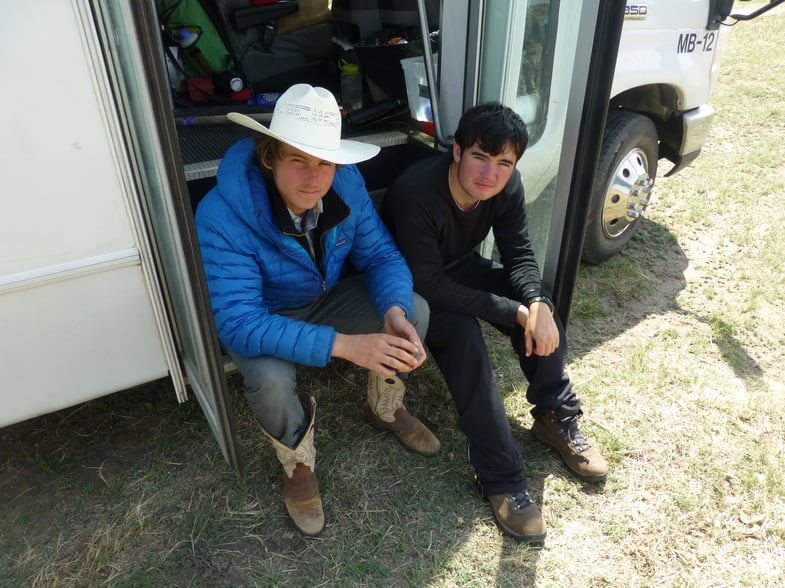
[381,152,545,328]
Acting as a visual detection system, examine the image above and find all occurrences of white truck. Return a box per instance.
[581,0,779,263]
[2,0,775,471]
[583,0,733,263]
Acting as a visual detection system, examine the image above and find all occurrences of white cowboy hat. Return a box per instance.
[227,84,380,165]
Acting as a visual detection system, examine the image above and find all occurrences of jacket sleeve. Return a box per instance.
[339,166,415,321]
[195,198,337,367]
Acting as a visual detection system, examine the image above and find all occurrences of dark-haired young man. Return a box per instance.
[381,102,608,543]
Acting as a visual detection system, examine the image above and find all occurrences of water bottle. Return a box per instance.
[339,59,363,112]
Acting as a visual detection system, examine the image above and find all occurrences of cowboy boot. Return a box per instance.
[366,371,440,456]
[260,394,324,536]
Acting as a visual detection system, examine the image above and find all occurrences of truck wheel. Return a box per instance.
[582,111,658,265]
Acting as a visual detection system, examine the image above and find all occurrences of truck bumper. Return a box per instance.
[664,104,716,176]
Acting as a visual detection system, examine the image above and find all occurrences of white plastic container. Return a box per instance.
[400,54,437,121]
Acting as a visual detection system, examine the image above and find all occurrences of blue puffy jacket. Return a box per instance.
[195,139,415,367]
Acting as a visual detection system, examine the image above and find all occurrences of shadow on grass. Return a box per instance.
[5,216,746,586]
[2,312,621,587]
[703,316,764,381]
[567,217,689,358]
[569,216,764,388]
[1,360,549,586]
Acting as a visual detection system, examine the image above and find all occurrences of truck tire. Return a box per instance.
[582,111,658,265]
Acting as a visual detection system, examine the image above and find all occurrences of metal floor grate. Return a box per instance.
[177,122,411,182]
[177,123,252,181]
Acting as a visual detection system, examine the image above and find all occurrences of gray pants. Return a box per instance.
[227,275,430,448]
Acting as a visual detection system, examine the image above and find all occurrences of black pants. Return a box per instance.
[425,253,578,496]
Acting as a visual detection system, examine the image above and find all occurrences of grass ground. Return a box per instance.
[2,4,784,587]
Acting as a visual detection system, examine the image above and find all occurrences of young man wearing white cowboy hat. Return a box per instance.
[195,84,438,536]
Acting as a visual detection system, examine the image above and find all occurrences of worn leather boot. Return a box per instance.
[366,372,440,457]
[487,491,547,542]
[531,406,608,482]
[260,394,324,536]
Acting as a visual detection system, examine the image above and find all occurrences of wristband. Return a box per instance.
[526,295,554,313]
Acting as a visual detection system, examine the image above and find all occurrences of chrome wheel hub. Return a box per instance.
[602,147,655,239]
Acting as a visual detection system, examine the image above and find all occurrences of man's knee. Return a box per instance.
[240,356,297,401]
[229,354,304,438]
[427,311,485,353]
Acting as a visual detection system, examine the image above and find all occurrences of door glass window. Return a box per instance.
[91,0,242,473]
[478,0,587,278]
[518,0,558,145]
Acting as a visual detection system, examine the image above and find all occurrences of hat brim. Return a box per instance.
[227,112,380,165]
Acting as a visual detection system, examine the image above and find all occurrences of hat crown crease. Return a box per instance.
[271,101,341,151]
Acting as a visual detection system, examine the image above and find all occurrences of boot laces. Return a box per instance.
[508,491,534,511]
[559,415,592,453]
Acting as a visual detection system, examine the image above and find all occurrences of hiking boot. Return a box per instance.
[532,409,608,482]
[487,491,547,543]
[366,372,440,456]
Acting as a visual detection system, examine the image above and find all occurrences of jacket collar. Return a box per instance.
[268,181,350,235]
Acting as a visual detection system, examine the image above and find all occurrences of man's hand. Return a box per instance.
[524,301,559,357]
[332,307,426,376]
